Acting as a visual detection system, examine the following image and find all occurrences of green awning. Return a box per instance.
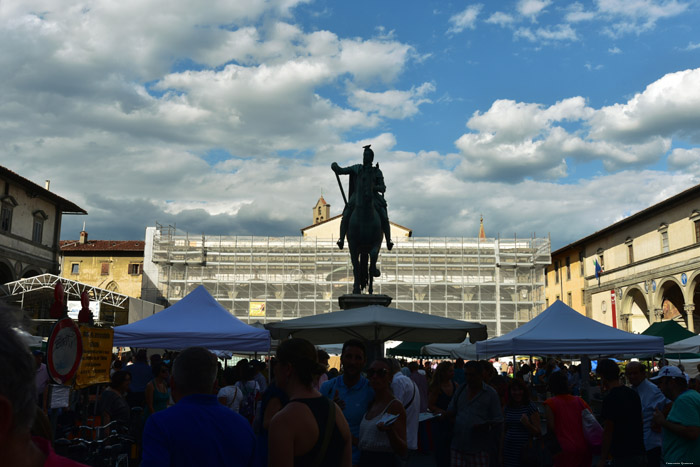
[642,321,696,345]
[387,341,436,357]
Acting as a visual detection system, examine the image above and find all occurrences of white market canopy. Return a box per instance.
[113,285,270,352]
[265,305,487,345]
[665,334,700,354]
[476,300,664,358]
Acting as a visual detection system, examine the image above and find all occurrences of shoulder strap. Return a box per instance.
[311,398,336,467]
[228,386,239,409]
[404,382,416,409]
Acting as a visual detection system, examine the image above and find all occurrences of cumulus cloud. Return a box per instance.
[348,83,436,119]
[588,68,700,143]
[450,66,700,182]
[448,4,483,34]
[669,148,700,175]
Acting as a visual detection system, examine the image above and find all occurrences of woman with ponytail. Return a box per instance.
[269,338,352,467]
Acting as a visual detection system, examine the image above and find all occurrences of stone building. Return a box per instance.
[553,183,700,333]
[60,230,145,298]
[544,245,586,314]
[0,166,86,284]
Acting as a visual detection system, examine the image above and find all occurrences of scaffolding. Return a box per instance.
[148,225,551,338]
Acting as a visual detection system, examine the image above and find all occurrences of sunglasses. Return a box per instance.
[366,368,389,378]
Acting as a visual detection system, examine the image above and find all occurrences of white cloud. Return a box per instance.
[585,63,604,71]
[597,0,689,37]
[669,147,700,174]
[608,47,622,54]
[565,2,597,22]
[588,68,700,143]
[683,42,700,51]
[515,24,578,43]
[448,4,483,34]
[485,12,516,27]
[348,83,436,119]
[517,0,552,19]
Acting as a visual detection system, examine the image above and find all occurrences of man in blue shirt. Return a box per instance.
[142,347,256,467]
[626,361,669,467]
[321,339,374,466]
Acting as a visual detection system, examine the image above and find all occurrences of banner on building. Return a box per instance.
[249,301,266,317]
[75,326,114,389]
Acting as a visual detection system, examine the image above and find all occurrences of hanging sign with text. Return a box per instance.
[75,326,114,389]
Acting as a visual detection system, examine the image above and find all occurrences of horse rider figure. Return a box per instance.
[331,145,394,251]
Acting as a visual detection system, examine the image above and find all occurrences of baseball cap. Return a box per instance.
[651,365,685,380]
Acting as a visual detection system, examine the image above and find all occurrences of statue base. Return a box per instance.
[338,294,392,310]
[338,294,392,362]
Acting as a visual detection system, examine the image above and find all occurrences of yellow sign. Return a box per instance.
[75,326,114,389]
[249,301,266,317]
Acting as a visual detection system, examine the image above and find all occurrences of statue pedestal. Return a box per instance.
[338,294,392,362]
[338,294,392,310]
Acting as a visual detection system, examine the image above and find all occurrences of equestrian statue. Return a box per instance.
[331,145,393,295]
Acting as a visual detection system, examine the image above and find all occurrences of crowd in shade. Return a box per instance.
[2,301,700,467]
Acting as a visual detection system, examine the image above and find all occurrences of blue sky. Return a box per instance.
[2,0,700,249]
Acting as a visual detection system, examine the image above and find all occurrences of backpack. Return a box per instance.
[238,382,259,425]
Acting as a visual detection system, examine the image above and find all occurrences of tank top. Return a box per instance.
[359,398,399,453]
[293,397,345,467]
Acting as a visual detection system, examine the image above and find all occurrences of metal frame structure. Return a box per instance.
[147,226,551,338]
[4,273,129,309]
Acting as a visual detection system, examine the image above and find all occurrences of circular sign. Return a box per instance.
[47,318,83,384]
[681,273,688,285]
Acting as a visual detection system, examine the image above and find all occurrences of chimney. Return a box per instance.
[45,180,50,190]
[79,222,88,244]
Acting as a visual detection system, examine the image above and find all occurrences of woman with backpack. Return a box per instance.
[235,364,262,425]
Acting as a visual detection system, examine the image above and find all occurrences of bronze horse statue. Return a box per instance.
[332,145,391,294]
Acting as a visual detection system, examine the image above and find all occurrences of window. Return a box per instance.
[566,257,571,281]
[581,289,585,307]
[579,251,584,276]
[318,206,321,215]
[546,298,549,308]
[101,262,110,275]
[128,263,143,275]
[32,218,43,243]
[659,223,669,253]
[0,203,13,233]
[544,267,548,287]
[695,220,700,244]
[596,248,605,269]
[554,260,560,284]
[31,210,48,243]
[556,294,560,301]
[71,263,79,274]
[661,231,669,253]
[567,292,572,307]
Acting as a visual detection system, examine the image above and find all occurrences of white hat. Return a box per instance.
[651,365,685,380]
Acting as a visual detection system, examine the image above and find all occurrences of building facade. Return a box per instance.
[544,245,586,314]
[143,202,551,338]
[60,231,145,299]
[0,166,86,285]
[555,184,700,333]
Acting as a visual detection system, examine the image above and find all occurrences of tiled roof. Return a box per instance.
[0,165,87,214]
[60,240,145,252]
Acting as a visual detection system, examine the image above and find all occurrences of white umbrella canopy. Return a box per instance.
[665,334,700,354]
[265,305,487,345]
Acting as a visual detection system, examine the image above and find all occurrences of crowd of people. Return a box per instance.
[3,302,700,466]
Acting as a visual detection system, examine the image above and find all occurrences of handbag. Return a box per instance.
[581,407,603,451]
